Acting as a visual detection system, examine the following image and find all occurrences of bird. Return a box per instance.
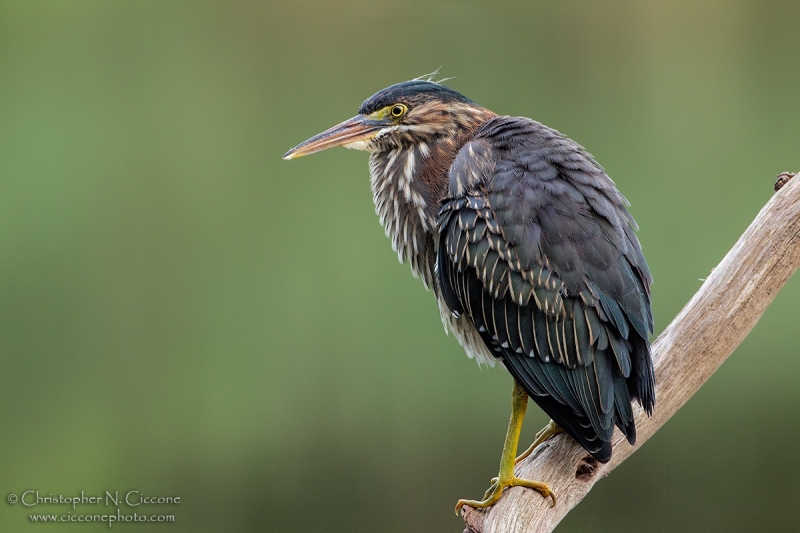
[283,75,654,514]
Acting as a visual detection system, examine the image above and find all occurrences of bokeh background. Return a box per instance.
[2,1,799,532]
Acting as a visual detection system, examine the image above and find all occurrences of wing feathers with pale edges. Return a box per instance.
[437,116,654,461]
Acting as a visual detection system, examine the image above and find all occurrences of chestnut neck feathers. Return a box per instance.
[366,98,496,288]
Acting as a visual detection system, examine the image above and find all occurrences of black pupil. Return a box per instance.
[392,106,402,116]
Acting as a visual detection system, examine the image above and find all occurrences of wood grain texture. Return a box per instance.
[461,172,800,533]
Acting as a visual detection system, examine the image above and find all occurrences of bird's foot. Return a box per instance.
[515,420,563,465]
[455,475,555,514]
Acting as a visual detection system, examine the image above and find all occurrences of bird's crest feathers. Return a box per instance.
[414,68,455,85]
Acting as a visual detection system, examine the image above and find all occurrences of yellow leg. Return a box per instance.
[515,420,563,465]
[455,382,556,515]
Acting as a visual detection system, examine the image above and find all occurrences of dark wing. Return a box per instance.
[436,116,654,462]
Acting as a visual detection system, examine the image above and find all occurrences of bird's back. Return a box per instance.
[436,116,654,461]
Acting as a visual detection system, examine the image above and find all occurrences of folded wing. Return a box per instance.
[436,116,654,462]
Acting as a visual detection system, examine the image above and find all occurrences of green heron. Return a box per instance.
[283,77,654,513]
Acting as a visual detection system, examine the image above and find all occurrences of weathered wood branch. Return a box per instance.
[461,172,800,533]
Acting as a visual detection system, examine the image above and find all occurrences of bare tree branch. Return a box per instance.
[461,172,800,533]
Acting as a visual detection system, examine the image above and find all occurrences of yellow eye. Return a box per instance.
[389,104,407,118]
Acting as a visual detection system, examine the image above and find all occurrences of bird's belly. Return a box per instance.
[435,293,497,367]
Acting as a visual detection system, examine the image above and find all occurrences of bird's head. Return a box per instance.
[283,79,491,160]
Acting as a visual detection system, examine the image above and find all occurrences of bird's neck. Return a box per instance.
[368,110,496,287]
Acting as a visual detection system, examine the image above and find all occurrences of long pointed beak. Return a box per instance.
[283,115,382,160]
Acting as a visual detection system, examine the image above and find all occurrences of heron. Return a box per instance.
[283,76,654,513]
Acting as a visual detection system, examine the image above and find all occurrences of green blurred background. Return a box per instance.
[2,1,799,531]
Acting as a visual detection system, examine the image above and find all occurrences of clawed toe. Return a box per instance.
[455,476,555,515]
